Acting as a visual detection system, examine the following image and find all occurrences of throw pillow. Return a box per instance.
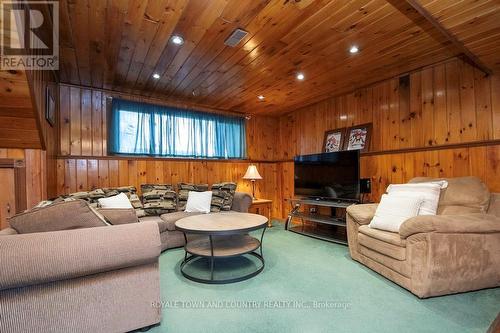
[387,182,444,215]
[369,194,424,232]
[185,191,213,213]
[98,193,133,209]
[8,200,108,234]
[141,184,177,215]
[211,182,237,211]
[177,183,209,211]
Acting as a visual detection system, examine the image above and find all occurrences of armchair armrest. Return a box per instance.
[0,222,161,291]
[399,214,500,239]
[346,204,378,225]
[98,208,139,225]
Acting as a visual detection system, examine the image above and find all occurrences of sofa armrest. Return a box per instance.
[399,214,500,239]
[0,227,18,236]
[231,192,252,212]
[0,222,161,291]
[346,204,378,225]
[98,208,139,225]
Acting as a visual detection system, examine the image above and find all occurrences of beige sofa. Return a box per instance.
[100,191,253,252]
[347,176,500,298]
[0,222,162,332]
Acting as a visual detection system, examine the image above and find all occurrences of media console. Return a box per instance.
[285,198,358,245]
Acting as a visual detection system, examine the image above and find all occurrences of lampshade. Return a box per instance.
[243,165,262,180]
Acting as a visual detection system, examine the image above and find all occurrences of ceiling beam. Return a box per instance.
[387,0,492,75]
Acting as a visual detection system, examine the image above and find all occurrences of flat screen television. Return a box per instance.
[294,151,360,201]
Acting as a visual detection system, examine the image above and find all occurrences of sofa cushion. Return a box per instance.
[159,211,203,232]
[369,194,423,232]
[409,176,490,214]
[8,200,107,234]
[211,182,237,211]
[141,184,177,215]
[359,225,406,247]
[177,183,209,211]
[358,231,406,261]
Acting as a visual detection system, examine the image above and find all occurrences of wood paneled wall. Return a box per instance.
[55,157,282,218]
[276,58,500,216]
[278,58,500,158]
[56,84,281,215]
[50,58,500,219]
[58,84,278,160]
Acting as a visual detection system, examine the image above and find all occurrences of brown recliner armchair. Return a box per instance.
[347,176,500,298]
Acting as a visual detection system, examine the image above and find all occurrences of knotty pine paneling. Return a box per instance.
[277,58,499,158]
[59,84,278,161]
[55,158,282,218]
[278,144,500,217]
[0,149,47,209]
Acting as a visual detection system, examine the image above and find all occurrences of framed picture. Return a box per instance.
[45,87,55,127]
[323,127,346,152]
[344,123,372,152]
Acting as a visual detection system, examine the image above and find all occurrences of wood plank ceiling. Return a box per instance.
[59,0,500,116]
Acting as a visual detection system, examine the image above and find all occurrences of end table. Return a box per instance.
[249,199,273,227]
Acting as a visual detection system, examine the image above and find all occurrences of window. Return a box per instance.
[108,99,246,159]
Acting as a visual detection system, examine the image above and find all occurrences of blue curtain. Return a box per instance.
[109,99,247,159]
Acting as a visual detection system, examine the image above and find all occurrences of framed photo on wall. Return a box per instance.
[323,127,346,152]
[344,123,372,152]
[45,87,55,127]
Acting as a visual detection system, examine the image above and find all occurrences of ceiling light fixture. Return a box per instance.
[349,45,359,54]
[152,73,160,79]
[296,73,305,80]
[258,95,265,100]
[171,35,184,45]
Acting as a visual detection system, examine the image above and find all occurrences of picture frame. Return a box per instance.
[323,127,346,152]
[344,123,372,152]
[45,86,55,127]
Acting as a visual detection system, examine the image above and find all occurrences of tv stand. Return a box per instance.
[285,198,358,245]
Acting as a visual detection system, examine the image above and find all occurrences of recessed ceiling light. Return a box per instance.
[296,73,305,80]
[152,73,160,79]
[171,35,184,45]
[258,95,265,100]
[349,45,359,54]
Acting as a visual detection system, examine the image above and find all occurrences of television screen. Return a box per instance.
[294,151,360,200]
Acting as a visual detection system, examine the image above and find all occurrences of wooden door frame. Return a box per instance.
[0,159,27,213]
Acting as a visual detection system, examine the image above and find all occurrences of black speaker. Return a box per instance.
[360,178,371,194]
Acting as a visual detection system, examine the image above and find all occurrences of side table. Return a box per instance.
[249,199,273,227]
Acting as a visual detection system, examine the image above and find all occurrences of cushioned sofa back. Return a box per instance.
[8,200,107,234]
[409,176,490,214]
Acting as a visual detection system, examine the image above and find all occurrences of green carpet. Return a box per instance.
[150,222,500,333]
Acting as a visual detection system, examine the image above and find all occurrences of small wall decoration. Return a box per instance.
[344,123,372,152]
[323,128,346,152]
[45,87,55,127]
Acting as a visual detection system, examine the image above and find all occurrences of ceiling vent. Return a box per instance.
[224,28,248,47]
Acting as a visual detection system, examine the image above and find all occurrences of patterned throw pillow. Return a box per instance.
[211,182,237,211]
[177,183,209,211]
[141,184,177,215]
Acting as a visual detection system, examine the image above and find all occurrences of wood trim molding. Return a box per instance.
[55,155,278,164]
[0,159,27,213]
[275,140,500,163]
[387,0,491,75]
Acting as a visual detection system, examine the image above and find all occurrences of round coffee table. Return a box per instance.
[175,212,268,284]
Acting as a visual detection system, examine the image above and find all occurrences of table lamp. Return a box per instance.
[243,165,262,200]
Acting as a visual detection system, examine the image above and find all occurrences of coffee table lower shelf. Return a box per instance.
[180,234,266,284]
